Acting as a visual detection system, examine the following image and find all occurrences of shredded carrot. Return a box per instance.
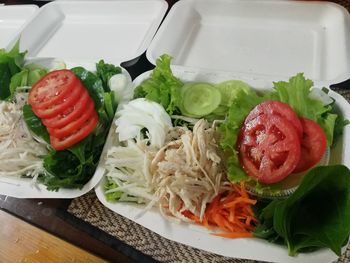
[182,182,257,239]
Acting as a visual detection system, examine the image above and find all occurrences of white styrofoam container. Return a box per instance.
[96,68,350,263]
[7,0,168,66]
[0,0,167,198]
[147,0,350,87]
[0,5,38,48]
[95,0,350,262]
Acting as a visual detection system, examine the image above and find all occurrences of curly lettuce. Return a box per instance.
[134,54,183,115]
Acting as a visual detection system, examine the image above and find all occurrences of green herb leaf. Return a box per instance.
[22,104,50,143]
[71,67,105,109]
[0,39,27,100]
[254,165,350,256]
[96,59,122,92]
[0,62,12,100]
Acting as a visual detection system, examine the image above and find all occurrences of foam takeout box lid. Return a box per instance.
[146,0,350,86]
[0,5,38,48]
[6,0,168,67]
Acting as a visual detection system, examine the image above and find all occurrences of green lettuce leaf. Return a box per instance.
[270,73,339,145]
[219,88,263,182]
[134,54,183,115]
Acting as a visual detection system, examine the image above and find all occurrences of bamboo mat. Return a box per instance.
[67,1,350,262]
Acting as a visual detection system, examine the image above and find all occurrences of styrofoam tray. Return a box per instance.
[7,0,168,65]
[95,67,350,262]
[0,1,167,198]
[0,5,38,47]
[147,0,350,87]
[0,59,131,199]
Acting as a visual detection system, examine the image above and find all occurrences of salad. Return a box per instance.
[103,54,350,257]
[0,41,127,190]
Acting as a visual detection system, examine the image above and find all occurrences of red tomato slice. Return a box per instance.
[32,82,84,119]
[245,101,303,139]
[238,114,301,184]
[50,112,99,151]
[29,70,79,109]
[293,118,327,173]
[47,100,95,139]
[42,90,92,129]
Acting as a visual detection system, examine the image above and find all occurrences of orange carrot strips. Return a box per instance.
[183,182,257,239]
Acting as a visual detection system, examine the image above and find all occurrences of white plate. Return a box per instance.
[0,5,38,48]
[0,1,167,198]
[95,68,350,262]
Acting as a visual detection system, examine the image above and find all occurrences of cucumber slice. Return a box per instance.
[216,80,251,107]
[27,69,48,86]
[180,83,221,117]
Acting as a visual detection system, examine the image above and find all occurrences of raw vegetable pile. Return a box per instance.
[0,42,126,190]
[104,54,350,257]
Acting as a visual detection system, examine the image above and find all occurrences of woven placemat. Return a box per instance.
[67,1,350,262]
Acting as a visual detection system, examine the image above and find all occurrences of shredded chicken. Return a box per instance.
[151,119,225,221]
[0,96,47,180]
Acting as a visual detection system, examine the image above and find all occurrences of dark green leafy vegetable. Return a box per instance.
[40,136,97,190]
[134,54,183,115]
[254,165,350,256]
[0,40,26,100]
[23,64,118,190]
[0,63,11,100]
[71,67,105,109]
[22,104,50,143]
[96,59,122,92]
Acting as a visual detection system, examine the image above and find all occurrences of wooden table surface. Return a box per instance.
[0,210,107,263]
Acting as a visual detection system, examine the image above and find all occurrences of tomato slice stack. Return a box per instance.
[29,70,98,151]
[237,101,327,184]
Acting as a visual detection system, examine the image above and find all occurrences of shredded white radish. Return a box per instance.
[0,97,47,181]
[151,119,225,221]
[104,138,157,204]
